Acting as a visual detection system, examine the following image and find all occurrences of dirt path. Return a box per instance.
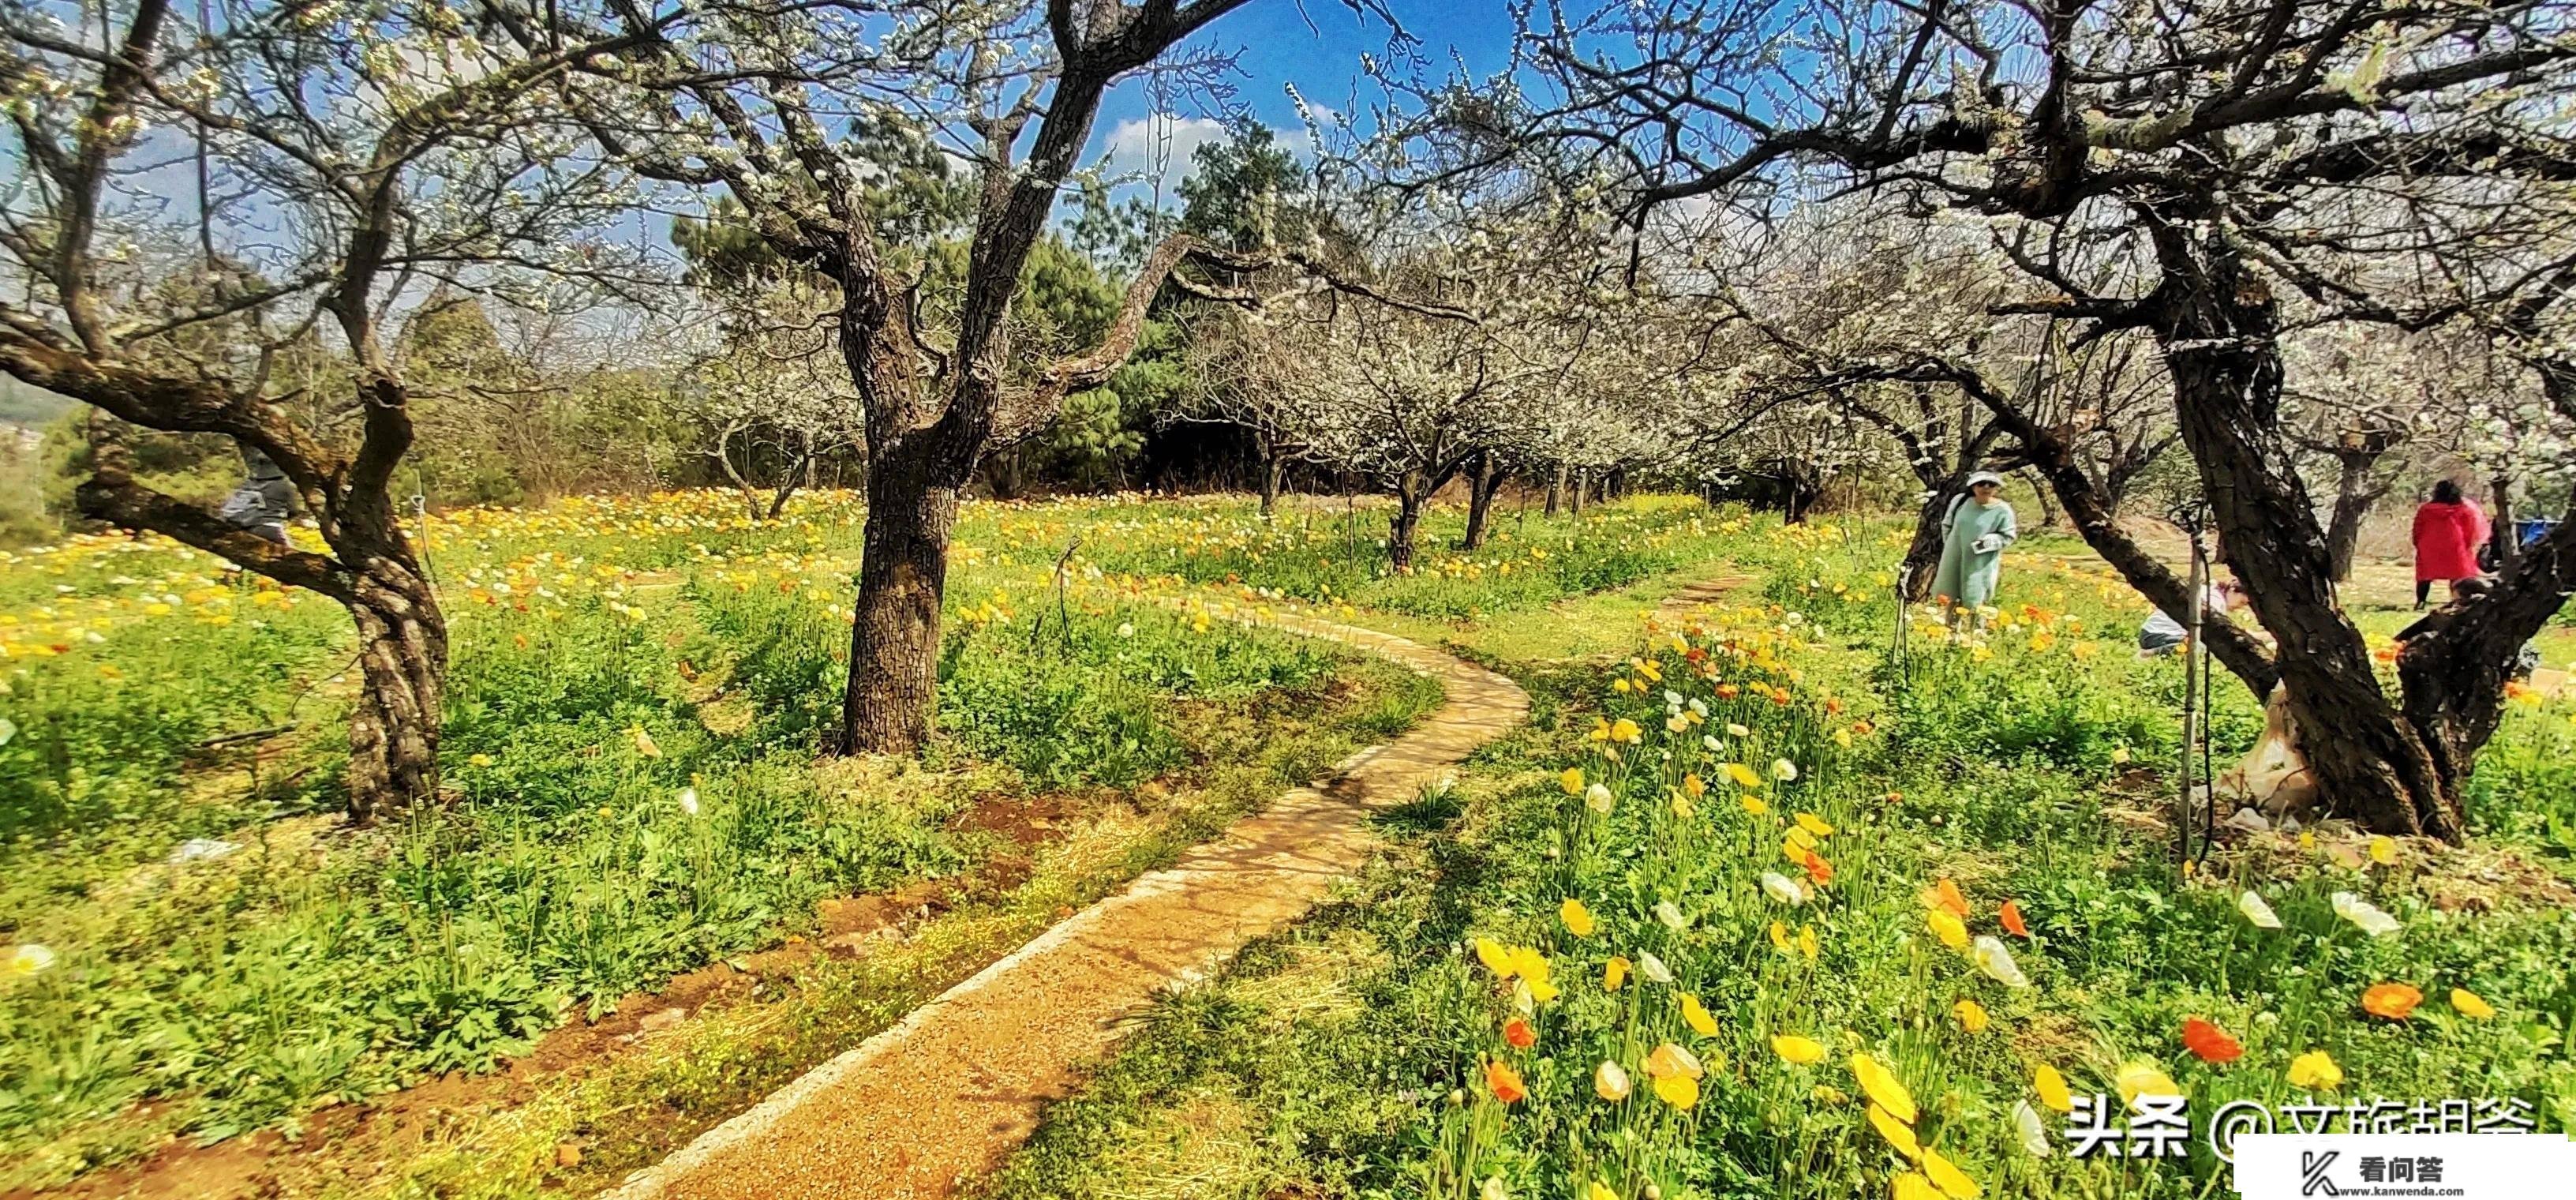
[1650,572,1757,624]
[600,613,1529,1200]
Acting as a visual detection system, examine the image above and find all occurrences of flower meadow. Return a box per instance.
[987,518,2576,1200]
[0,490,1745,1194]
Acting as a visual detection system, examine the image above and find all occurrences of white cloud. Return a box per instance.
[1093,114,1232,195]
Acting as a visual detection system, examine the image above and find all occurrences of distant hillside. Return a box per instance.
[0,376,71,429]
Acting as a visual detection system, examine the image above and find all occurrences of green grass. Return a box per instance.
[983,512,2576,1200]
[0,487,1729,1192]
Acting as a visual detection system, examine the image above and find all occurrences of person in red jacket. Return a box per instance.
[2411,479,2488,609]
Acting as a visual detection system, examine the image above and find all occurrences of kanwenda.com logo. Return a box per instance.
[2290,1149,2469,1198]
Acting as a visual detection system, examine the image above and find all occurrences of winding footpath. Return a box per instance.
[602,612,1528,1200]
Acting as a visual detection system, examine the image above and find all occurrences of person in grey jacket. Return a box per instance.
[217,447,296,546]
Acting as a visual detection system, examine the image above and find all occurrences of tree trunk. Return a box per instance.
[1388,472,1425,573]
[2488,476,2517,568]
[764,434,811,521]
[836,444,961,756]
[1571,467,1588,516]
[1901,489,1951,603]
[1258,449,1283,518]
[1780,462,1823,523]
[68,395,450,824]
[2022,468,2059,529]
[715,423,767,522]
[1461,453,1503,549]
[343,566,446,823]
[1545,462,1565,518]
[2323,437,2396,583]
[2146,216,2458,839]
[983,447,1028,501]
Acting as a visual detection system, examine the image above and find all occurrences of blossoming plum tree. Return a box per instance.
[1430,0,2576,838]
[0,0,649,819]
[544,0,1432,753]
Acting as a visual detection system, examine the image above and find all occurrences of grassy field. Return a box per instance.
[979,513,2576,1200]
[0,489,1753,1195]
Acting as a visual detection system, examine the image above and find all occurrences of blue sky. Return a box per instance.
[1083,0,1520,195]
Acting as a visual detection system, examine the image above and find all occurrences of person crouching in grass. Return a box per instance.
[2139,579,2244,658]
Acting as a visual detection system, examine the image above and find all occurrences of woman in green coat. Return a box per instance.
[1932,471,2018,627]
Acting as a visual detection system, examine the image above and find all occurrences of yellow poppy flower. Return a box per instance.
[1604,956,1630,991]
[2450,988,2496,1019]
[1798,925,1818,961]
[1724,762,1764,789]
[1681,992,1720,1037]
[1850,1052,1918,1123]
[1651,1071,1700,1108]
[1474,937,1515,978]
[1926,909,1969,951]
[1869,1102,1922,1160]
[1920,1146,1982,1199]
[2286,1049,2344,1090]
[1511,947,1551,985]
[1740,794,1769,816]
[1646,1041,1705,1082]
[2033,1063,2072,1113]
[1892,1172,1938,1200]
[1953,999,1990,1033]
[1559,767,1586,795]
[1772,1034,1825,1065]
[1560,898,1596,938]
[2115,1060,2181,1102]
[1769,921,1792,954]
[1795,812,1835,837]
[2368,835,2398,865]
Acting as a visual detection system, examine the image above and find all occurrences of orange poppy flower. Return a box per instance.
[2361,984,2424,1021]
[1485,1058,1526,1103]
[2000,900,2029,939]
[1504,1017,1537,1049]
[1803,853,1834,887]
[2180,1016,2243,1064]
[1923,879,1970,919]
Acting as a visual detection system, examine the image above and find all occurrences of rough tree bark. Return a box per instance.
[1257,448,1285,517]
[2321,429,2400,583]
[2144,215,2460,838]
[1545,461,1566,517]
[1387,450,1476,572]
[1460,451,1505,549]
[1571,467,1589,516]
[1900,496,1952,602]
[838,433,960,755]
[54,383,449,823]
[2487,476,2517,569]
